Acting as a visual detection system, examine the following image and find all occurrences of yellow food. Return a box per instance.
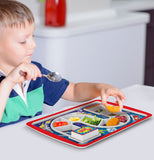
[69,117,80,121]
[106,105,120,113]
[106,118,119,126]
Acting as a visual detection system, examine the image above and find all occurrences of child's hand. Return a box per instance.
[62,82,126,111]
[98,84,126,109]
[6,62,42,86]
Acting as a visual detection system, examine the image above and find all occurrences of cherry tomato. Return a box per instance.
[62,121,68,126]
[53,121,68,127]
[59,121,63,126]
[53,122,59,127]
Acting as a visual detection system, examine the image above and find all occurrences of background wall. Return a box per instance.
[19,0,44,24]
[19,0,111,24]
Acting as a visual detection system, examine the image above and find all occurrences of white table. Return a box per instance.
[0,84,153,160]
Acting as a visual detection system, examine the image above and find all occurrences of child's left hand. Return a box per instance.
[98,83,125,106]
[97,83,125,111]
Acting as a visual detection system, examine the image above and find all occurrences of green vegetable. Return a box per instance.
[82,115,101,126]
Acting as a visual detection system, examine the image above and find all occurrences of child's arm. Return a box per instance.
[0,78,15,122]
[62,82,126,107]
[0,62,42,122]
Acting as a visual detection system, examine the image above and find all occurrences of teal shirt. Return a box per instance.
[2,85,44,123]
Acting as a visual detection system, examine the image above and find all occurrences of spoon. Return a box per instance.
[19,70,62,82]
[42,72,62,82]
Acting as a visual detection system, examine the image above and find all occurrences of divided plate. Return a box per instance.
[26,100,152,148]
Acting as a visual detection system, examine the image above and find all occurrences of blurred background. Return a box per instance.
[18,0,154,89]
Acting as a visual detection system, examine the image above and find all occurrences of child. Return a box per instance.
[0,1,125,127]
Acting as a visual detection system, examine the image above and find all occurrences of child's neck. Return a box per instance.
[0,63,15,75]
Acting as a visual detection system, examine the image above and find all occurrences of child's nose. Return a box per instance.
[28,37,36,49]
[32,40,36,49]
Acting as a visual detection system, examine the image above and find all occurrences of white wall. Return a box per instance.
[67,0,111,14]
[33,23,146,89]
[19,0,44,24]
[19,0,111,24]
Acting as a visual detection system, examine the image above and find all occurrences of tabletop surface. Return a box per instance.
[0,84,153,160]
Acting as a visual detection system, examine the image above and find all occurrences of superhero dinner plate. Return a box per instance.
[27,100,152,148]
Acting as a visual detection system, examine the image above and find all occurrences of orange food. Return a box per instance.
[106,118,119,126]
[106,105,120,113]
[53,121,68,127]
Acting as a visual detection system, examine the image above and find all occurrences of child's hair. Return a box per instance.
[0,0,34,28]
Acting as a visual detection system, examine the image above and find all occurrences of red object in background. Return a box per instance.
[45,0,66,27]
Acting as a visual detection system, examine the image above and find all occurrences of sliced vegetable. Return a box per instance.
[81,115,101,126]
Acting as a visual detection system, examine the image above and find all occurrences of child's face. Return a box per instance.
[0,20,36,68]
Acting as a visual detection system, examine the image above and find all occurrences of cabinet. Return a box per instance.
[141,9,154,86]
[33,12,148,89]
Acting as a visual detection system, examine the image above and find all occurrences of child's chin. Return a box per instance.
[22,57,32,63]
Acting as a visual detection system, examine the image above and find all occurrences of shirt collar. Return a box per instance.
[0,69,30,105]
[0,70,7,77]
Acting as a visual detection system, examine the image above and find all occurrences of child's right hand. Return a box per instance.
[5,62,42,86]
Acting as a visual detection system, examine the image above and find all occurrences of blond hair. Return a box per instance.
[0,0,34,28]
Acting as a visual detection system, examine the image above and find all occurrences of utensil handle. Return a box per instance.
[42,74,47,77]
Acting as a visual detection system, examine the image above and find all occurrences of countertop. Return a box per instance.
[34,12,149,38]
[0,84,153,160]
[34,0,152,38]
[112,0,154,11]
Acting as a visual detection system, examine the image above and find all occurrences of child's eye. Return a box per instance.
[20,41,26,44]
